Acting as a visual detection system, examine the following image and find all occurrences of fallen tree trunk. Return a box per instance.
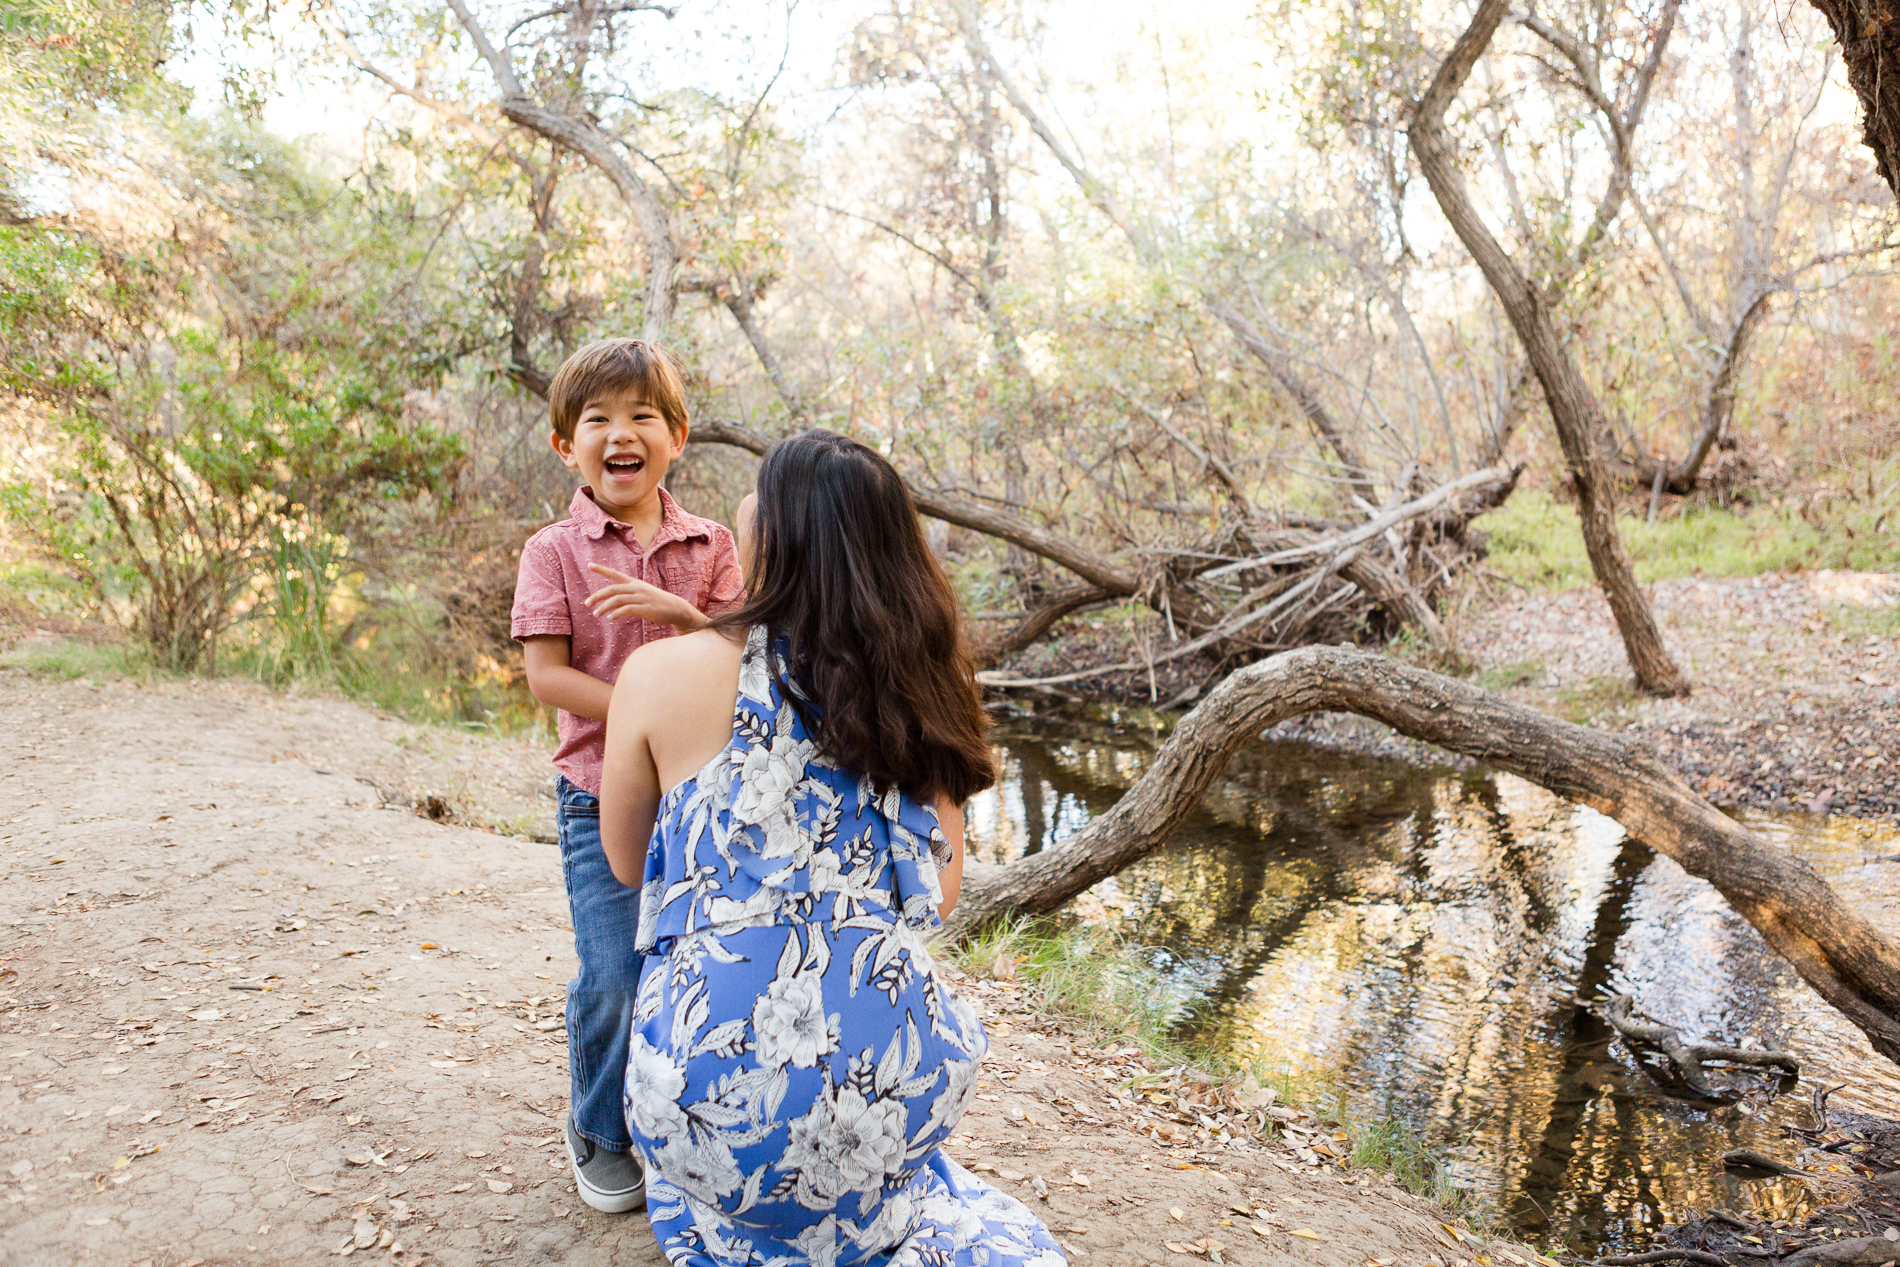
[692,419,1145,593]
[948,646,1900,1068]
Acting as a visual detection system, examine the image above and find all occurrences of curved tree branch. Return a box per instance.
[443,0,679,342]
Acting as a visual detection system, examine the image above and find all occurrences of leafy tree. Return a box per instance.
[0,115,471,671]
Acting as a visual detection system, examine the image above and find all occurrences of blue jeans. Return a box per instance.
[556,776,644,1153]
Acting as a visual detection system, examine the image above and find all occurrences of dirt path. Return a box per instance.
[1,668,1505,1267]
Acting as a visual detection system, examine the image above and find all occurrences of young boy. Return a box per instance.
[511,338,743,1213]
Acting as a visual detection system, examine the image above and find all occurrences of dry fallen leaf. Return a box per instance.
[344,1155,372,1167]
[447,1183,473,1193]
[304,1184,334,1196]
[1249,1223,1273,1239]
[1169,1207,1186,1222]
[486,1178,513,1194]
[187,1009,221,1022]
[1164,1242,1190,1255]
[1070,1173,1091,1188]
[1289,1229,1321,1241]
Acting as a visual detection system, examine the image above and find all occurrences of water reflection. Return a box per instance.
[966,701,1900,1255]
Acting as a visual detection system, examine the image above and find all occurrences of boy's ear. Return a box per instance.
[549,429,579,468]
[668,420,689,458]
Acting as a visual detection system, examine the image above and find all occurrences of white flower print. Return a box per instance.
[653,1131,745,1204]
[738,629,777,705]
[752,970,839,1070]
[931,1057,980,1135]
[853,1190,917,1251]
[732,722,821,863]
[781,1083,910,1208]
[789,1215,843,1267]
[626,1034,691,1143]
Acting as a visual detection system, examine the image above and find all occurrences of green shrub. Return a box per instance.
[1347,1109,1467,1209]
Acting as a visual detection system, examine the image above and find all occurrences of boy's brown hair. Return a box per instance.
[547,338,689,440]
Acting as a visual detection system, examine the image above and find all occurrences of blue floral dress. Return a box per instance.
[625,627,1064,1267]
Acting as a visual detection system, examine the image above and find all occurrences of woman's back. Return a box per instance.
[636,627,956,950]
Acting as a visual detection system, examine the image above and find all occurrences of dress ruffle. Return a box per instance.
[635,626,950,956]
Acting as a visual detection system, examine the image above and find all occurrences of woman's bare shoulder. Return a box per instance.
[619,629,744,698]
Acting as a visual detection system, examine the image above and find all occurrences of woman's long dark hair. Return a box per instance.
[714,429,995,803]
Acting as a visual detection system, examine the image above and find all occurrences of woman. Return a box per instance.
[599,430,1063,1267]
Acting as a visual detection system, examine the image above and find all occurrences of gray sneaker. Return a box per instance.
[565,1114,646,1213]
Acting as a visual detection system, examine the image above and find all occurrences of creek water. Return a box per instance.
[963,701,1900,1256]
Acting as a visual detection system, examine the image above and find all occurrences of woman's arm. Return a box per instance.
[933,795,965,920]
[598,660,663,887]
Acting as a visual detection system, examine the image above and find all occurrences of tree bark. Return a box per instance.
[1805,0,1900,199]
[947,645,1900,1068]
[444,0,678,343]
[1408,0,1691,697]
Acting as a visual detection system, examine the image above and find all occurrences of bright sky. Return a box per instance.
[169,0,1273,171]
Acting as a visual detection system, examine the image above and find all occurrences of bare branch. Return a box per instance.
[443,0,678,341]
[1410,0,1689,696]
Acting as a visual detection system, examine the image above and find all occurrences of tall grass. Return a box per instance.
[1481,489,1900,591]
[947,918,1204,1061]
[1347,1108,1475,1215]
[2,556,552,740]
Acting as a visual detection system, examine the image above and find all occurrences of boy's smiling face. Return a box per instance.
[550,388,687,524]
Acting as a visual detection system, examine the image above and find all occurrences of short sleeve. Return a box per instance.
[701,528,746,614]
[510,535,572,641]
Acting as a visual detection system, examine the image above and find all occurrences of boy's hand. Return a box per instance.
[585,564,709,631]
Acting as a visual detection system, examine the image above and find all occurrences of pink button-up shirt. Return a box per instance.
[511,486,745,795]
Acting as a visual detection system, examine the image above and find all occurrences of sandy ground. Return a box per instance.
[0,666,1508,1267]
